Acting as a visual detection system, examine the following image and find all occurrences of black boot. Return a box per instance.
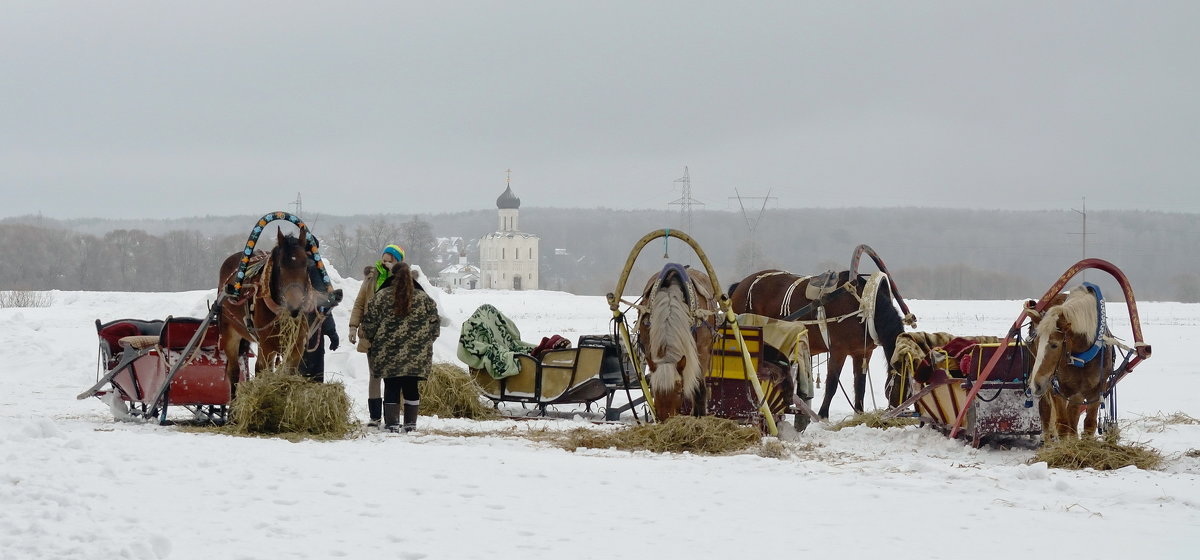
[402,401,419,433]
[367,398,383,427]
[383,403,401,433]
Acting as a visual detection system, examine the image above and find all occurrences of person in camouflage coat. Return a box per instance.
[361,262,440,432]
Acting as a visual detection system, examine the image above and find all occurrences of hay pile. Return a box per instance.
[1031,430,1163,471]
[230,369,354,440]
[557,416,762,455]
[831,410,919,431]
[419,363,500,420]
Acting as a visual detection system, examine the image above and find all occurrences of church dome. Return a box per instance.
[496,186,521,209]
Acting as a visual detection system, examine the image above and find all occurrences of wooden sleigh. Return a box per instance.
[889,336,1041,447]
[469,334,644,420]
[79,303,251,423]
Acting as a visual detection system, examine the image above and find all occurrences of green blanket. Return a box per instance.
[457,304,534,379]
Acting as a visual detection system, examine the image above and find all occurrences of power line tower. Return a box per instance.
[289,192,303,216]
[668,166,704,232]
[729,188,777,271]
[1069,196,1094,282]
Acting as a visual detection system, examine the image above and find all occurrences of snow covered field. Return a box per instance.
[3,275,1199,559]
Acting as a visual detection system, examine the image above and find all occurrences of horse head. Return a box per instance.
[1026,289,1096,399]
[272,226,313,317]
[638,264,715,421]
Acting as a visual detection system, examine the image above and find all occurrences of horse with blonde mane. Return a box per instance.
[1026,285,1113,440]
[636,264,718,421]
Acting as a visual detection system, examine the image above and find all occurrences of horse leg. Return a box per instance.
[222,332,243,401]
[817,352,849,419]
[1037,397,1054,442]
[1055,398,1080,439]
[1081,403,1100,438]
[851,352,869,414]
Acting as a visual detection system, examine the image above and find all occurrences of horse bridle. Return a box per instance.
[1040,327,1107,407]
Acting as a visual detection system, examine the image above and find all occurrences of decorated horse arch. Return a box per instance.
[607,229,815,436]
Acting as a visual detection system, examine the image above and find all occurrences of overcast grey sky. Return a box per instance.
[2,1,1197,219]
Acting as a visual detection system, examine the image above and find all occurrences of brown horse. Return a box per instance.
[218,227,318,398]
[636,263,718,421]
[1026,286,1113,440]
[729,270,906,419]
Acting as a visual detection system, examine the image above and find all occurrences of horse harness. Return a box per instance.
[1045,283,1110,406]
[744,271,865,349]
[644,263,717,332]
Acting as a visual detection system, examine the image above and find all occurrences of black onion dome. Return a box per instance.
[496,186,521,209]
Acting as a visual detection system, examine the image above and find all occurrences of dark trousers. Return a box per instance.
[298,349,324,383]
[383,377,419,404]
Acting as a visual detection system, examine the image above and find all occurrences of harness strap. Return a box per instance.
[1068,282,1107,367]
[778,276,808,317]
[783,281,852,322]
[745,271,793,312]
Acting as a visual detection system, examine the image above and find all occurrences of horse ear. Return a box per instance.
[1057,314,1072,333]
[276,227,285,247]
[1024,302,1042,327]
[298,224,309,244]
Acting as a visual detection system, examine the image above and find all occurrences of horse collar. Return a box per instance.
[1067,282,1106,367]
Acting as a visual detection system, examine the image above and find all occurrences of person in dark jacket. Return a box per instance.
[299,309,339,383]
[361,261,440,432]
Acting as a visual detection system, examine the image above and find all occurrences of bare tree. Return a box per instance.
[399,216,436,271]
[324,224,363,276]
[357,218,399,262]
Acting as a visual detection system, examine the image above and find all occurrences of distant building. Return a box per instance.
[479,179,539,290]
[438,247,481,291]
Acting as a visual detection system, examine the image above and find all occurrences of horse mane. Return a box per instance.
[647,281,702,399]
[870,277,905,362]
[1041,287,1099,344]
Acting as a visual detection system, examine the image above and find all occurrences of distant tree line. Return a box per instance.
[0,216,436,292]
[3,208,1199,302]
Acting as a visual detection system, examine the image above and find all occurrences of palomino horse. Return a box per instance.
[218,227,319,398]
[729,270,906,419]
[1026,285,1113,439]
[636,264,719,421]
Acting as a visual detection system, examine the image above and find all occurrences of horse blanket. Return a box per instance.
[457,304,535,379]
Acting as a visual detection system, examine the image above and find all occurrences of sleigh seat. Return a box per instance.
[470,344,609,407]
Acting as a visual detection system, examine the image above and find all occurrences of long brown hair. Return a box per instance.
[392,262,414,316]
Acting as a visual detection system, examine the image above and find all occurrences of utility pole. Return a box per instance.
[729,188,777,271]
[1070,197,1092,282]
[668,166,705,233]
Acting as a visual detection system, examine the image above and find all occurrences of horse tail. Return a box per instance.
[726,281,741,298]
[648,280,702,400]
[871,277,905,364]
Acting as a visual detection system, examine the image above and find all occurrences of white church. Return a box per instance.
[478,180,539,290]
